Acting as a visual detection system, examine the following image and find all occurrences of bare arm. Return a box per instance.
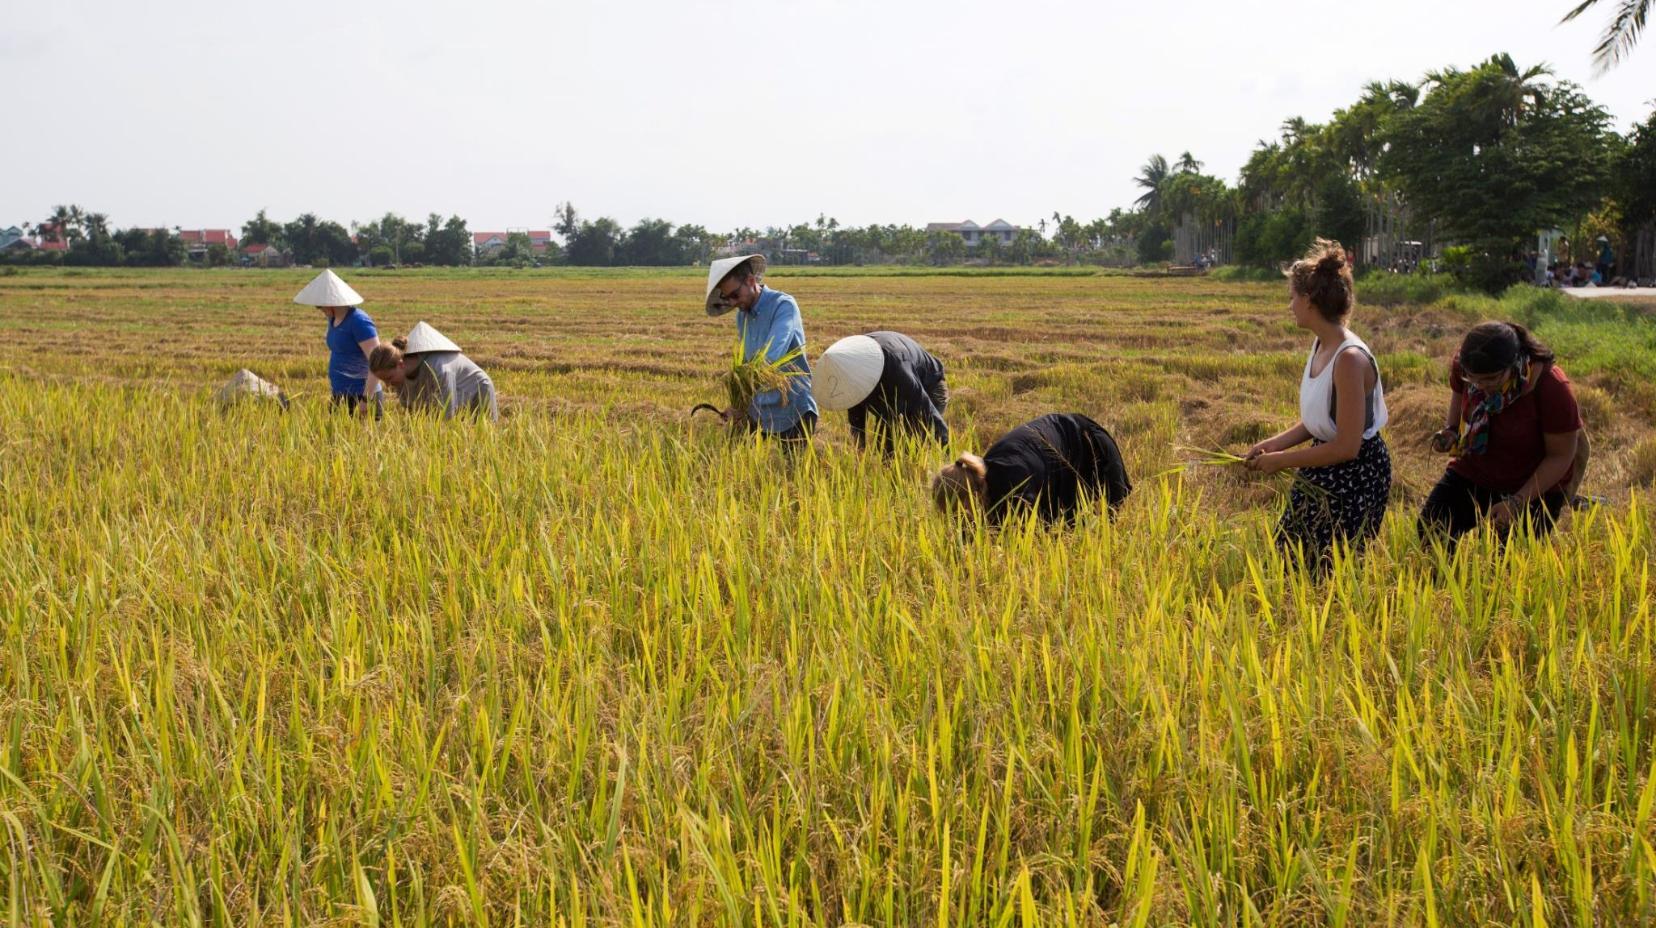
[1247,422,1313,459]
[1267,351,1369,469]
[1431,381,1464,453]
[1564,431,1591,500]
[357,337,381,402]
[1514,430,1579,505]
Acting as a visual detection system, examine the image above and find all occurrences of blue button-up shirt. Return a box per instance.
[736,287,816,434]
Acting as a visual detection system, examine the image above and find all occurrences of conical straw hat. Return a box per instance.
[215,368,288,408]
[292,269,364,307]
[814,335,885,410]
[403,321,461,355]
[704,254,767,316]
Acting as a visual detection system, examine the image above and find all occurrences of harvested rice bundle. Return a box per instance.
[709,338,806,422]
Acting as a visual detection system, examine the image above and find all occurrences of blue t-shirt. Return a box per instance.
[736,287,816,433]
[325,307,378,396]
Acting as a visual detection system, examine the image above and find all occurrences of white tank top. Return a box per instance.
[1299,332,1388,443]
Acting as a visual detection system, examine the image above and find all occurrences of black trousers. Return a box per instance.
[1417,469,1565,541]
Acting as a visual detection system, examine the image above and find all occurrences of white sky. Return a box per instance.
[3,0,1651,235]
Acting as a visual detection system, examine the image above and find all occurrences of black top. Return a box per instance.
[846,331,949,454]
[983,413,1131,525]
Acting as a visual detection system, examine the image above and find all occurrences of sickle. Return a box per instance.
[689,403,728,422]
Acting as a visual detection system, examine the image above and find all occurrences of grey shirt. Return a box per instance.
[398,350,498,421]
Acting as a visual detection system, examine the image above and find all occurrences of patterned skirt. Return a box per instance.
[1275,435,1392,559]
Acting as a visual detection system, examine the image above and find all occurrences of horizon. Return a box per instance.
[6,0,1652,236]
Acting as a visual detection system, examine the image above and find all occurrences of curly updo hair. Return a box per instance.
[367,336,410,375]
[1285,238,1354,321]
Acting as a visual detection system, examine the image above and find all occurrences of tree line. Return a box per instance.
[1117,53,1655,290]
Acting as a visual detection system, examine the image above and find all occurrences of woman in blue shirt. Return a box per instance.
[293,269,382,413]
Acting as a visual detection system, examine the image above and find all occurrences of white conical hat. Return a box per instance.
[704,254,767,316]
[814,335,885,410]
[214,368,287,408]
[403,321,461,355]
[292,269,363,307]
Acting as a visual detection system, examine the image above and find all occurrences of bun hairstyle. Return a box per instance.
[367,337,408,375]
[932,453,989,513]
[1458,321,1555,376]
[1286,238,1354,321]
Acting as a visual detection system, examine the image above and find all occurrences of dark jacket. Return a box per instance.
[847,331,949,454]
[983,413,1131,525]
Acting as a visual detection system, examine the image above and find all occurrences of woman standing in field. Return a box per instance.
[814,331,949,455]
[367,321,498,421]
[705,255,818,447]
[1418,321,1582,541]
[294,269,381,414]
[932,413,1131,526]
[1244,240,1391,560]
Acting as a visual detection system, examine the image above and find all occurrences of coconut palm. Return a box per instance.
[1175,151,1203,174]
[1133,154,1170,213]
[1561,0,1648,71]
[38,204,84,243]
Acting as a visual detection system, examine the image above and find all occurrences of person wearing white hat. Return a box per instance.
[705,255,817,444]
[367,321,498,422]
[293,269,382,414]
[816,331,948,455]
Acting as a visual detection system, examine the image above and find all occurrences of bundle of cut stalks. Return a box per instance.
[1164,445,1331,501]
[721,339,805,414]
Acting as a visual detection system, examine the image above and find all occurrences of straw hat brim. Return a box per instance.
[705,255,767,316]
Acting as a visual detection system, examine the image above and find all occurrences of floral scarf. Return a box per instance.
[1457,356,1530,455]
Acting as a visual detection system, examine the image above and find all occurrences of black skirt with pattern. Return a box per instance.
[1275,435,1392,559]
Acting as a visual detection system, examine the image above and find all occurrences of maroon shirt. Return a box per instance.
[1448,359,1583,494]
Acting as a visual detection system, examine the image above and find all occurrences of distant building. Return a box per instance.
[0,226,31,252]
[240,242,289,268]
[473,230,555,258]
[924,219,1021,247]
[178,229,239,261]
[33,222,70,252]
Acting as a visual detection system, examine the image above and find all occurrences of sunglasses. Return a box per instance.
[717,278,748,303]
[1463,369,1512,391]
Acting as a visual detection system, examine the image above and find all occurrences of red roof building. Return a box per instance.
[474,230,555,256]
[34,223,70,252]
[178,229,239,256]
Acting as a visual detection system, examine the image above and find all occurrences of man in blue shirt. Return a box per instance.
[705,255,817,445]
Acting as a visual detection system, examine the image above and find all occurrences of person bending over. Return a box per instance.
[932,413,1130,526]
[815,331,948,455]
[367,321,498,422]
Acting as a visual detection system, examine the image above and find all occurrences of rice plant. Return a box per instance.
[1,269,1652,925]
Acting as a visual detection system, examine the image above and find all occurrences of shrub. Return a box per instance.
[1356,272,1452,307]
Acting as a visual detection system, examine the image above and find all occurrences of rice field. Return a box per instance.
[1,267,1654,925]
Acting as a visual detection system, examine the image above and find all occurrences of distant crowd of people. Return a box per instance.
[1529,237,1645,288]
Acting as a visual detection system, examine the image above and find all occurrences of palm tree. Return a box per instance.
[38,204,84,243]
[1561,0,1648,71]
[1175,151,1203,174]
[1133,154,1170,213]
